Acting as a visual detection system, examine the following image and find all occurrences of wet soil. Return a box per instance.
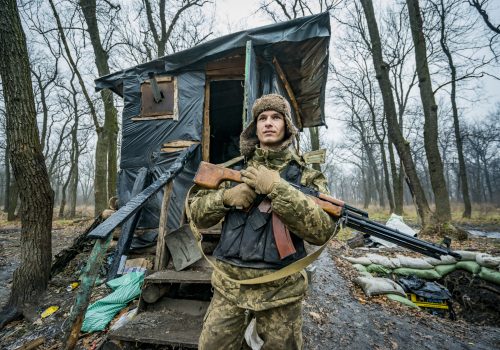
[302,244,500,350]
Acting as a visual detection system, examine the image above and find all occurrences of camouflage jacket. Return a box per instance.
[190,147,336,311]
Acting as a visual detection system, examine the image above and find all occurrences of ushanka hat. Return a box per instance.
[239,94,298,157]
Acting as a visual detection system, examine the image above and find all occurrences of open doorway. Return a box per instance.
[209,80,244,164]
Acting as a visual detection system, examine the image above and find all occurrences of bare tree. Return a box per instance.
[0,0,54,325]
[359,0,434,226]
[259,0,340,171]
[406,0,456,230]
[468,0,500,35]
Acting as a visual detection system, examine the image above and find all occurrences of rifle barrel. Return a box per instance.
[344,212,460,259]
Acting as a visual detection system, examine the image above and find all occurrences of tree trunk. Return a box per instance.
[48,0,106,215]
[360,0,433,226]
[0,0,54,308]
[388,141,404,215]
[79,0,119,210]
[406,0,452,224]
[4,143,10,212]
[308,126,321,171]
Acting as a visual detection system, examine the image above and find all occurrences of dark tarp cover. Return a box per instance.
[96,12,330,128]
[96,13,331,230]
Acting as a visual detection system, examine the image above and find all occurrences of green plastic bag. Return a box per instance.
[478,267,500,285]
[386,294,419,309]
[366,264,392,275]
[435,264,457,277]
[393,268,441,280]
[81,272,145,332]
[456,261,481,275]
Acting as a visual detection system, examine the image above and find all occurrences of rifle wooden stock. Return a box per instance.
[193,161,343,260]
[194,161,242,189]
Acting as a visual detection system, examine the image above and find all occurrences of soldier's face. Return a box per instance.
[256,110,286,149]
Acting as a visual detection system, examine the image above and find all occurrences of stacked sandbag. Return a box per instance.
[343,250,500,285]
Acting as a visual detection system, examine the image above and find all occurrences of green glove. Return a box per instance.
[223,183,257,209]
[241,165,281,195]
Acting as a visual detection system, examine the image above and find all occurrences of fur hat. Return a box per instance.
[239,94,298,157]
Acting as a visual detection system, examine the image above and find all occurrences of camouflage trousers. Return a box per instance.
[199,290,303,350]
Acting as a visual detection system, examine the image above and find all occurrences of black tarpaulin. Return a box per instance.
[96,12,330,128]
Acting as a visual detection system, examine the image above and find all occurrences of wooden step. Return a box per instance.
[109,298,208,348]
[145,257,213,284]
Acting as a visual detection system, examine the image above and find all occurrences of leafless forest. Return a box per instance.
[1,0,499,221]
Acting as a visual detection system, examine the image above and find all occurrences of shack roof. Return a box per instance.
[95,12,331,128]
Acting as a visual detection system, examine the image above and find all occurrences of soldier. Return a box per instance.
[190,94,335,349]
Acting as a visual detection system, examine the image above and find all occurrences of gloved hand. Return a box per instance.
[241,165,281,195]
[223,183,257,209]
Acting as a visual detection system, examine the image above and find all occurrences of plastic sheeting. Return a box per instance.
[95,13,330,129]
[117,71,204,229]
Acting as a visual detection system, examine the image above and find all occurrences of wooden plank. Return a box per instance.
[202,80,210,162]
[131,115,174,121]
[162,140,200,148]
[154,181,174,271]
[109,299,209,348]
[273,57,303,129]
[206,67,244,77]
[206,55,244,71]
[146,257,213,284]
[64,234,113,349]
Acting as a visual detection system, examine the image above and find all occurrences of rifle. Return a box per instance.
[193,161,461,260]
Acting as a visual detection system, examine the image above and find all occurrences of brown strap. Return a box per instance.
[272,212,296,259]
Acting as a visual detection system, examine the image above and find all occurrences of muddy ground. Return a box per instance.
[303,244,500,350]
[0,221,499,349]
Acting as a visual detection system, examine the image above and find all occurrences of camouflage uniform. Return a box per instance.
[190,94,335,349]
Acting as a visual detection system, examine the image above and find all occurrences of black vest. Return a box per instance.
[213,161,307,269]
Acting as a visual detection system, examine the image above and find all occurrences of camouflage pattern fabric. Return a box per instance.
[190,147,335,310]
[190,146,335,348]
[199,290,303,350]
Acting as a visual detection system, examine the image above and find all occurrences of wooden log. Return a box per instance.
[141,283,170,304]
[15,336,45,350]
[154,181,174,270]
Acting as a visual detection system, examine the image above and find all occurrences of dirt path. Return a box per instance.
[302,246,500,350]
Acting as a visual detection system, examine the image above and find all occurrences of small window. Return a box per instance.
[133,75,178,121]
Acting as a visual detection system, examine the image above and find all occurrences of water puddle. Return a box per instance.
[467,230,500,239]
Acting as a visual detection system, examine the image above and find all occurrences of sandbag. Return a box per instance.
[393,268,441,280]
[367,254,398,269]
[366,264,392,275]
[390,258,401,268]
[396,255,434,269]
[455,250,479,261]
[352,264,368,273]
[370,214,416,247]
[343,256,372,266]
[435,264,457,277]
[386,294,419,309]
[354,277,406,297]
[424,255,457,266]
[478,267,500,285]
[358,271,374,278]
[456,261,481,275]
[475,254,500,268]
